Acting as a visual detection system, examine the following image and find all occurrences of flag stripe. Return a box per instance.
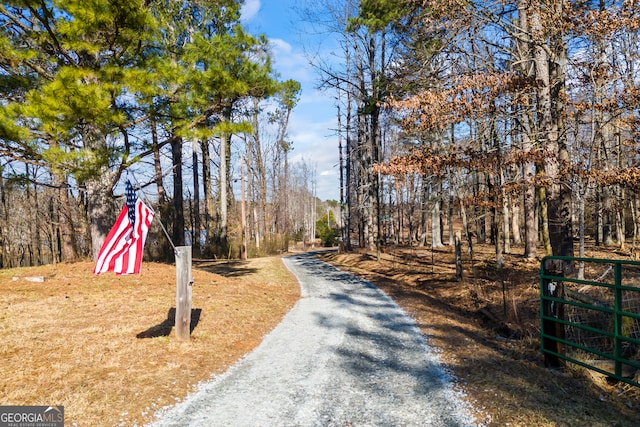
[94,195,154,275]
[94,207,129,274]
[132,201,150,273]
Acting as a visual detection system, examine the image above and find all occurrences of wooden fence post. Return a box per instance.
[175,246,193,341]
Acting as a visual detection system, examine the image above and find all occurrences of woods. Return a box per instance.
[320,0,639,264]
[0,0,322,266]
[0,0,638,268]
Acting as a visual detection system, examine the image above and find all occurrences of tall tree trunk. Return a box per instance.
[240,161,247,260]
[532,5,573,257]
[345,95,357,251]
[53,172,77,261]
[171,136,185,246]
[86,174,114,260]
[616,131,625,249]
[345,93,353,251]
[151,116,173,258]
[356,100,367,249]
[523,131,538,257]
[218,105,234,251]
[193,145,201,254]
[250,98,268,249]
[457,170,474,263]
[283,147,290,251]
[84,127,115,260]
[475,171,486,244]
[596,187,604,246]
[431,188,444,248]
[368,35,382,256]
[245,134,260,251]
[276,97,294,248]
[549,22,573,258]
[511,195,522,246]
[226,134,234,229]
[448,125,456,247]
[538,186,553,255]
[448,177,455,247]
[494,192,504,269]
[517,0,533,255]
[200,139,215,247]
[219,133,229,249]
[419,175,429,246]
[338,103,346,248]
[25,166,41,266]
[151,116,166,203]
[501,171,511,255]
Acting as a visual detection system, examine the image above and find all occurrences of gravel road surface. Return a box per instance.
[148,252,482,426]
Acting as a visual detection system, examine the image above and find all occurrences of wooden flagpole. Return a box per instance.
[127,173,192,341]
[175,245,193,341]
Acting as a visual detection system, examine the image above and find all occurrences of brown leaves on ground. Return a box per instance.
[320,243,640,426]
[0,257,299,427]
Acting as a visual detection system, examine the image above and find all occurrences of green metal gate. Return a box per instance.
[540,256,640,388]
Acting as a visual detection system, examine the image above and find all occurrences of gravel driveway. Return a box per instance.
[148,252,482,426]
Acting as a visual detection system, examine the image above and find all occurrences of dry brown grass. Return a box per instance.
[0,256,299,426]
[3,244,640,426]
[321,243,640,426]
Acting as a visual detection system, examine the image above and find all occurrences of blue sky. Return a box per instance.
[240,0,341,202]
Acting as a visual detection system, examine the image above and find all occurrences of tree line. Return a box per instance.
[3,0,637,269]
[317,0,638,271]
[0,0,324,267]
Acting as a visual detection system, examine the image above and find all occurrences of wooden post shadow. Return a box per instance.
[136,307,202,339]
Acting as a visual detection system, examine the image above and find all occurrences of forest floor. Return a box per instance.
[1,243,639,426]
[319,241,640,426]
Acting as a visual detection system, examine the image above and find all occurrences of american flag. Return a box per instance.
[93,181,154,275]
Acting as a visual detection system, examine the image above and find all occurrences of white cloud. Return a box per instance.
[269,38,292,54]
[240,0,261,24]
[267,40,316,84]
[239,2,344,200]
[288,113,340,201]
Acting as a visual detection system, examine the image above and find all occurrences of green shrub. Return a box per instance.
[316,212,339,247]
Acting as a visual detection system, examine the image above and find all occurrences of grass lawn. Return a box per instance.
[0,257,299,426]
